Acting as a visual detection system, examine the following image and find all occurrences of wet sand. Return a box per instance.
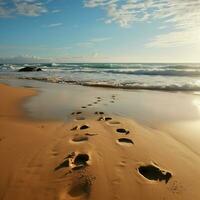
[0,83,200,200]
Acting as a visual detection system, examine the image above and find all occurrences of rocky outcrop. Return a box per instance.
[18,66,42,72]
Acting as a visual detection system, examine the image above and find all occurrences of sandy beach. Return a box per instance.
[1,0,200,198]
[0,82,200,200]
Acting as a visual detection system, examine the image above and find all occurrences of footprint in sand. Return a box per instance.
[138,164,172,184]
[117,138,134,144]
[54,159,69,171]
[54,152,90,171]
[68,175,95,198]
[116,128,130,134]
[94,111,104,115]
[72,135,89,142]
[71,153,90,171]
[104,117,112,121]
[71,111,82,115]
[98,116,112,121]
[73,154,90,167]
[87,104,93,106]
[81,106,87,109]
[71,125,78,131]
[71,124,90,131]
[80,125,90,130]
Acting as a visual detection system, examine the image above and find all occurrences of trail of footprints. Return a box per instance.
[73,95,117,114]
[55,94,172,198]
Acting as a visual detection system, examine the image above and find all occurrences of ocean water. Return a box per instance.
[0,63,200,91]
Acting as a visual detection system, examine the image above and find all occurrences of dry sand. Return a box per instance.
[0,83,200,200]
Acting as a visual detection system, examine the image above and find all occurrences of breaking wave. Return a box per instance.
[1,63,200,92]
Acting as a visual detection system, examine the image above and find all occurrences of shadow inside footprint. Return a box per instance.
[97,116,112,121]
[54,159,69,171]
[71,125,78,131]
[118,138,134,144]
[85,133,98,136]
[109,121,120,125]
[72,135,88,142]
[80,125,89,130]
[74,154,89,166]
[105,117,112,121]
[95,111,104,115]
[116,128,129,134]
[138,165,172,183]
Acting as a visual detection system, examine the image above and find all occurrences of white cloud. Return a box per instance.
[146,28,200,48]
[14,0,47,16]
[0,6,11,17]
[84,0,118,8]
[84,0,153,27]
[0,0,48,17]
[46,22,63,27]
[0,0,13,17]
[84,0,200,47]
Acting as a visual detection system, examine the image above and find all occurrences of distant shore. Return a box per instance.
[0,83,200,200]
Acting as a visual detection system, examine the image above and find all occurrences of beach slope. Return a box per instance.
[0,83,200,200]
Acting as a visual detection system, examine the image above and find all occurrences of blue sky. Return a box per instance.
[0,0,200,63]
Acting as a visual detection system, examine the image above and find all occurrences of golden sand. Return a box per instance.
[0,83,200,200]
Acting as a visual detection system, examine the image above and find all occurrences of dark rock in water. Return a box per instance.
[18,66,42,72]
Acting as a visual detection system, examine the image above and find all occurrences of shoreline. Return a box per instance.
[1,61,200,93]
[0,83,200,199]
[18,77,200,92]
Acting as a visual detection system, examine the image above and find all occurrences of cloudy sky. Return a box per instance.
[0,0,200,63]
